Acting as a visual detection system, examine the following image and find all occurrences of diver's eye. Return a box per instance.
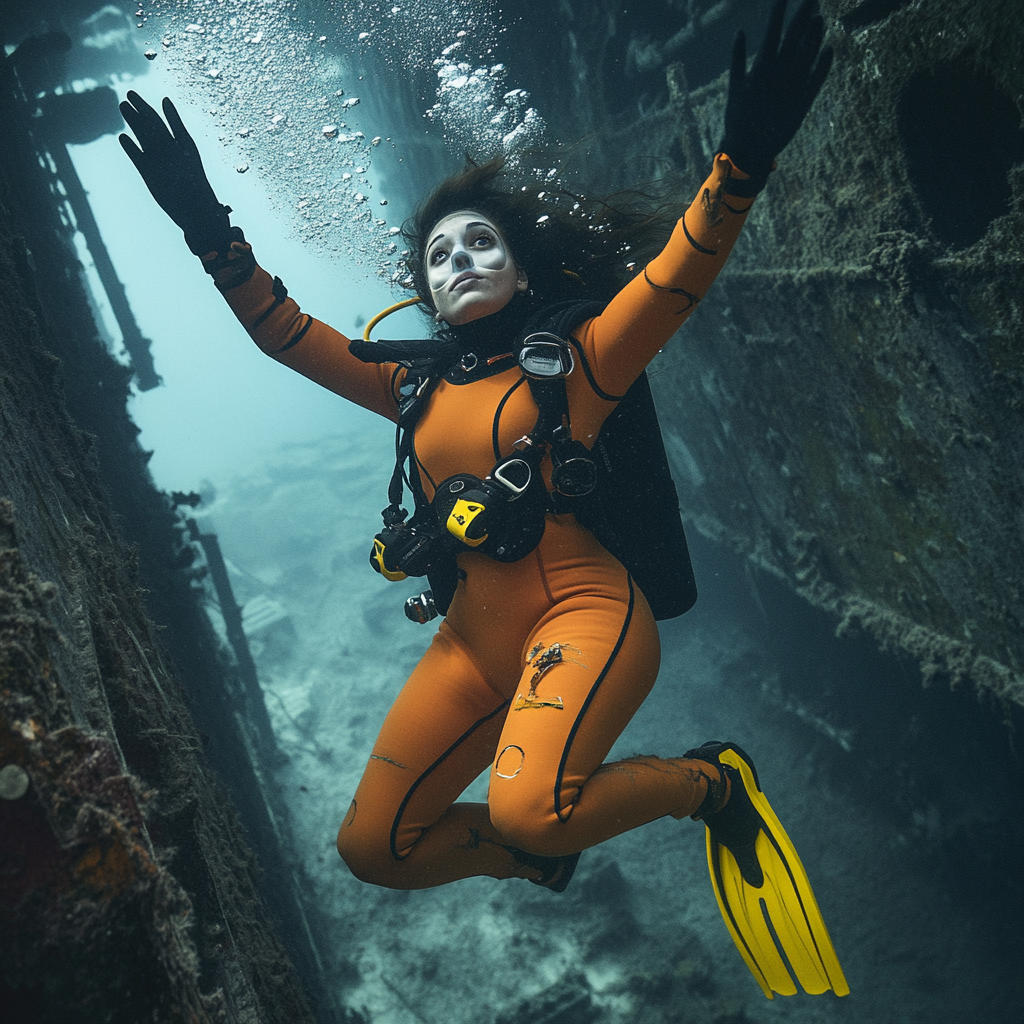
[471,233,495,248]
[429,248,448,266]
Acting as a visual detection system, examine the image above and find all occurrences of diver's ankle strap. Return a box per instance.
[689,760,731,821]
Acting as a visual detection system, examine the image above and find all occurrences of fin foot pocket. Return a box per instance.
[686,741,850,999]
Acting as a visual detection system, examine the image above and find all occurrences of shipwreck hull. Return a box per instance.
[649,0,1024,705]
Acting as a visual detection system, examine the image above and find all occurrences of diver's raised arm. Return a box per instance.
[118,92,402,421]
[582,0,833,397]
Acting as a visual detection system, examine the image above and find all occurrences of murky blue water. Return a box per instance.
[23,1,1024,1020]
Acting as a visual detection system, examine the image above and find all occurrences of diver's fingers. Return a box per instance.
[780,1,823,74]
[118,132,146,173]
[118,97,148,141]
[162,97,196,149]
[124,89,158,117]
[730,30,747,87]
[120,89,170,147]
[757,0,787,66]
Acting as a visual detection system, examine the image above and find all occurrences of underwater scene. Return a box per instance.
[1,0,1022,1021]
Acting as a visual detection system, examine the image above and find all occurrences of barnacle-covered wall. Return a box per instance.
[0,53,335,1024]
[637,0,1024,706]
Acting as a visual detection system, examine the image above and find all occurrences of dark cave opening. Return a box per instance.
[897,61,1024,250]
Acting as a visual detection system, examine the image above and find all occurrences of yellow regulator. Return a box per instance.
[446,498,490,547]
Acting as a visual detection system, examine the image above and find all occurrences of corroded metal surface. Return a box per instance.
[0,63,320,1022]
[648,0,1024,704]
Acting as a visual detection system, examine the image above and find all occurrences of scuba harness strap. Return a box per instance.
[516,302,697,619]
[350,299,697,621]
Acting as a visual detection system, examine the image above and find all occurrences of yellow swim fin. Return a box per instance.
[687,742,850,999]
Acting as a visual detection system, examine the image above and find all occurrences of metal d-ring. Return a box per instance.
[491,458,532,496]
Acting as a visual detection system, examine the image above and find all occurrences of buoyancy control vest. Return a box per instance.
[349,300,697,622]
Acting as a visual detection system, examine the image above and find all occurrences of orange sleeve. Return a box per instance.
[203,242,402,423]
[576,153,756,399]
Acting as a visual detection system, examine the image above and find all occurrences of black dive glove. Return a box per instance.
[118,91,233,257]
[718,0,833,195]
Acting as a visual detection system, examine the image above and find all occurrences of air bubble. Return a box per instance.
[236,163,249,173]
[379,199,388,205]
[341,97,360,109]
[388,227,401,236]
[358,31,371,41]
[371,136,382,146]
[322,125,339,138]
[0,765,29,801]
[144,49,158,61]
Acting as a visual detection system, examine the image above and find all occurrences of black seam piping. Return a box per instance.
[642,268,700,316]
[553,575,635,823]
[251,295,284,330]
[565,336,626,403]
[682,217,718,256]
[389,699,511,861]
[269,314,312,354]
[492,375,527,460]
[390,365,404,406]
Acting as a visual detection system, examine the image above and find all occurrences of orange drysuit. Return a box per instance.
[209,155,754,889]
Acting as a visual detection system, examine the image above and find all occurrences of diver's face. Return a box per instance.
[426,211,528,325]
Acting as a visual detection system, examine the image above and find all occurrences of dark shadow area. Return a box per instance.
[839,0,913,31]
[898,60,1024,249]
[687,527,1024,911]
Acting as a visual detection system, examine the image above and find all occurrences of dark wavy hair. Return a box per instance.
[402,155,683,319]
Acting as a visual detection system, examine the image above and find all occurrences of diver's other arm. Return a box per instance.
[118,91,233,258]
[207,248,401,421]
[118,92,400,420]
[583,0,832,396]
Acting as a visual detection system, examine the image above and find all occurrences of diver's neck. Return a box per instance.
[439,296,536,358]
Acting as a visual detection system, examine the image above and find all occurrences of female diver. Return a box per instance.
[120,0,849,999]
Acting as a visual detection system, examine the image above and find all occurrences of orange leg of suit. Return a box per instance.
[336,517,719,889]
